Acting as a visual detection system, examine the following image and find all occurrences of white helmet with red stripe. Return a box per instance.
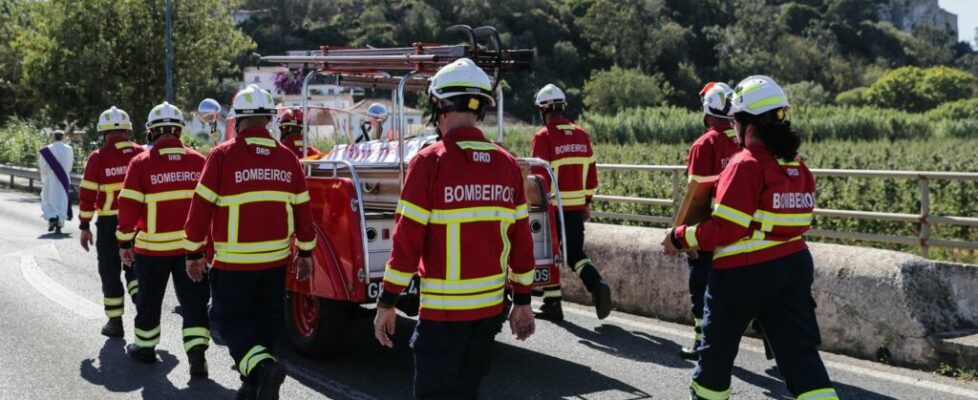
[700,82,734,119]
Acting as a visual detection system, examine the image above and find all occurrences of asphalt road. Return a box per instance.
[1,187,977,400]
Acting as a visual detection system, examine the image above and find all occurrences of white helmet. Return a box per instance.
[97,106,134,132]
[730,75,789,116]
[428,58,495,104]
[232,84,276,117]
[366,103,388,120]
[700,82,734,119]
[146,102,185,129]
[534,84,566,107]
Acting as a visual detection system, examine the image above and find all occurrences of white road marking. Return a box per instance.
[565,307,978,399]
[20,254,103,319]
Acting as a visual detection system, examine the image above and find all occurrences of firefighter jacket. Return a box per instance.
[282,135,323,159]
[183,126,316,271]
[380,127,536,322]
[687,122,740,182]
[115,137,205,256]
[531,117,598,211]
[79,136,146,222]
[674,142,815,269]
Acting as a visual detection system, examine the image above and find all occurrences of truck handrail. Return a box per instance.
[303,159,372,283]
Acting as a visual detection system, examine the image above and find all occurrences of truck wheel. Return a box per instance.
[285,290,351,359]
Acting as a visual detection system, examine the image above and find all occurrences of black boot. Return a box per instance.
[535,298,564,322]
[237,380,257,400]
[188,346,208,379]
[253,360,287,400]
[126,343,158,364]
[101,317,124,337]
[592,279,613,320]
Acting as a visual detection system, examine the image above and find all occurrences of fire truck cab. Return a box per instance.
[262,26,568,358]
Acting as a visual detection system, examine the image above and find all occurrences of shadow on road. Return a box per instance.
[37,232,72,240]
[79,338,237,399]
[733,366,898,400]
[555,320,695,369]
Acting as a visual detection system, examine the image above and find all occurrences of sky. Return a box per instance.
[938,0,977,46]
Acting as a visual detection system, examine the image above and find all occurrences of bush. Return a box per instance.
[783,81,830,107]
[925,98,978,121]
[835,87,867,106]
[0,119,47,168]
[865,66,977,112]
[579,106,701,143]
[583,66,674,115]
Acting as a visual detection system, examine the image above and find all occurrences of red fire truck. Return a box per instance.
[260,26,568,358]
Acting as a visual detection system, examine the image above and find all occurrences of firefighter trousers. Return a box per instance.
[132,254,211,353]
[687,251,713,339]
[410,315,504,400]
[542,209,603,301]
[691,249,836,400]
[95,216,137,318]
[210,266,286,378]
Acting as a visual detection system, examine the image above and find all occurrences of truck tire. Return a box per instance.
[285,290,352,359]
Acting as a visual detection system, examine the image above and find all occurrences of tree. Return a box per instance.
[783,81,829,107]
[865,66,977,112]
[583,66,674,114]
[0,0,40,123]
[20,0,255,133]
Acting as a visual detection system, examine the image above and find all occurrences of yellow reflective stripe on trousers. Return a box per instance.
[239,345,275,376]
[797,388,839,400]
[714,234,802,259]
[685,225,700,249]
[421,289,505,311]
[119,188,145,203]
[214,248,291,264]
[712,204,752,228]
[690,380,730,400]
[429,207,517,224]
[195,183,219,203]
[134,326,161,348]
[183,327,211,338]
[396,199,431,225]
[103,297,124,306]
[383,265,415,287]
[420,273,506,295]
[184,338,209,352]
[752,210,812,232]
[214,239,290,253]
[80,179,99,190]
[456,141,498,151]
[446,224,461,280]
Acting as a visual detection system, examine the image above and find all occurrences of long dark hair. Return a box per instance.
[734,108,801,161]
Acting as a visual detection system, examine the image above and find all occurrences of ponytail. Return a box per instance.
[734,109,801,162]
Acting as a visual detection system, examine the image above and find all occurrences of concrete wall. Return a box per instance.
[559,223,978,368]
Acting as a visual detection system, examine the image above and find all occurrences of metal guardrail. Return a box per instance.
[592,164,978,258]
[0,164,83,191]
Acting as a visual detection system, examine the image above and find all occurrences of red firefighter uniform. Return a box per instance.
[380,126,536,322]
[79,135,145,318]
[283,137,322,159]
[116,137,211,359]
[278,107,322,159]
[674,141,815,269]
[183,125,316,378]
[531,118,597,211]
[687,122,740,183]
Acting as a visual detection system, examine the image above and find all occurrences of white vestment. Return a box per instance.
[39,141,74,225]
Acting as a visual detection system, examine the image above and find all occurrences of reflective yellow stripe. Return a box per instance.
[555,124,575,130]
[573,258,591,273]
[195,183,219,203]
[420,273,506,295]
[158,147,186,155]
[214,248,291,264]
[383,265,415,287]
[752,210,812,232]
[688,174,704,183]
[429,206,518,224]
[103,297,124,306]
[293,191,310,205]
[147,201,158,233]
[244,137,276,147]
[456,141,498,151]
[80,180,99,190]
[239,345,275,376]
[685,225,699,249]
[550,156,595,168]
[396,199,431,225]
[509,269,535,286]
[560,195,587,207]
[184,338,209,352]
[228,204,240,243]
[145,189,194,202]
[584,188,596,196]
[724,128,737,138]
[514,204,528,220]
[135,238,186,251]
[293,140,304,146]
[217,191,298,206]
[119,188,145,203]
[779,160,800,167]
[499,222,511,274]
[296,238,316,251]
[420,289,505,311]
[714,235,802,259]
[80,210,95,219]
[214,239,290,253]
[96,210,119,216]
[446,224,461,280]
[183,327,211,338]
[712,204,752,228]
[100,183,124,192]
[543,286,562,298]
[139,230,185,242]
[116,230,136,241]
[183,238,205,251]
[105,308,124,317]
[690,380,730,400]
[114,141,134,149]
[135,326,161,338]
[797,388,839,400]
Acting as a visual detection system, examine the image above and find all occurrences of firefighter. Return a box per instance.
[530,83,612,321]
[116,102,210,377]
[357,102,388,142]
[663,76,838,400]
[79,106,145,337]
[278,107,322,158]
[184,84,317,399]
[373,58,536,399]
[679,82,740,360]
